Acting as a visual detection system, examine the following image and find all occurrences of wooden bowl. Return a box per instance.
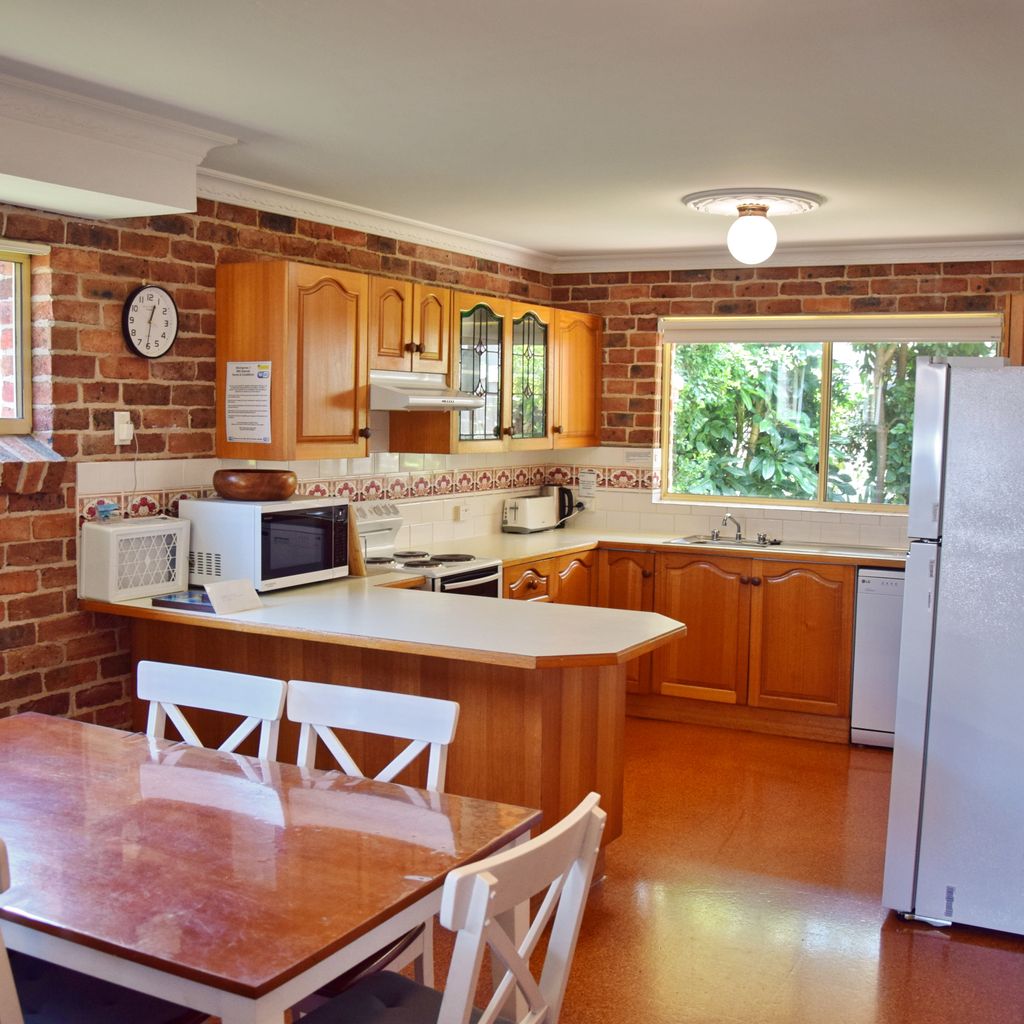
[213,469,298,501]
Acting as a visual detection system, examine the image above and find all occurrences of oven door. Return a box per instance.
[433,565,502,597]
[260,505,348,587]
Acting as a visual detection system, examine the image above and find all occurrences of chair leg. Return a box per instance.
[413,919,435,988]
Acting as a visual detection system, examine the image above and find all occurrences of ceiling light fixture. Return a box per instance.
[681,188,824,266]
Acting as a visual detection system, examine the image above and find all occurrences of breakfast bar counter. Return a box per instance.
[82,581,686,846]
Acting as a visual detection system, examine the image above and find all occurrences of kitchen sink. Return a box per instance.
[666,535,906,560]
[667,534,781,548]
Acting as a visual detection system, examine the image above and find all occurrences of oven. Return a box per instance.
[416,563,503,597]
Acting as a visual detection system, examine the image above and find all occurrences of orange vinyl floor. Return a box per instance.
[556,717,1024,1024]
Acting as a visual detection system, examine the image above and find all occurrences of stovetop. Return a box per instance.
[356,504,501,579]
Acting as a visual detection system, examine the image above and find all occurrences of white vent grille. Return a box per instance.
[116,532,181,590]
[189,550,222,579]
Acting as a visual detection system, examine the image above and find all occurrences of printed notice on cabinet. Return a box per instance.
[225,361,272,444]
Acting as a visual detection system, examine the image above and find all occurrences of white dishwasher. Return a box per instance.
[851,567,905,747]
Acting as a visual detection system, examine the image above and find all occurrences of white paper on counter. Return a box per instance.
[205,579,263,615]
[225,361,272,443]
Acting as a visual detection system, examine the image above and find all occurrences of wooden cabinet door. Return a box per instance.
[504,562,554,602]
[292,263,369,455]
[747,561,855,717]
[504,301,552,451]
[597,549,655,693]
[553,550,596,606]
[653,554,751,704]
[368,277,411,371]
[411,284,450,373]
[451,292,510,453]
[553,309,601,448]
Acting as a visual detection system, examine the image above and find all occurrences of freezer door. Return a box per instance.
[881,541,939,913]
[906,360,949,541]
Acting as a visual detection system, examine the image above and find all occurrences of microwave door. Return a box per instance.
[261,511,336,582]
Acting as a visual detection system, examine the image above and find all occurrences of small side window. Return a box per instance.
[0,250,31,435]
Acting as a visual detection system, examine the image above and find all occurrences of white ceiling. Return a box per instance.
[3,0,1024,269]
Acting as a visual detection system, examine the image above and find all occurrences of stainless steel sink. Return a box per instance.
[667,534,780,548]
[666,535,907,560]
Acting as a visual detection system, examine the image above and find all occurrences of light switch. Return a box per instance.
[113,410,134,446]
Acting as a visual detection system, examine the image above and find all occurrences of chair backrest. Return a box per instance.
[286,679,460,791]
[438,792,605,1024]
[138,660,287,760]
[0,841,26,1024]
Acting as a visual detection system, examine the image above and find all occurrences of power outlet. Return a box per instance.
[113,410,135,446]
[453,502,471,521]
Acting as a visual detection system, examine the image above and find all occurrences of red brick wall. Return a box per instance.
[0,198,551,727]
[551,263,1021,445]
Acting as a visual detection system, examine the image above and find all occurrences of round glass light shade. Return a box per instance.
[726,212,778,265]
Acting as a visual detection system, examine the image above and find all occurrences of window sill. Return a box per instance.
[0,435,69,494]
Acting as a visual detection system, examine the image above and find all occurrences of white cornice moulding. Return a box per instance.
[195,169,1024,276]
[0,74,235,219]
[196,169,556,274]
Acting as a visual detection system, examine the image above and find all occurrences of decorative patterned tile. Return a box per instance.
[455,471,475,493]
[79,495,122,521]
[512,467,531,488]
[530,467,546,487]
[386,475,410,500]
[546,465,572,486]
[360,477,385,502]
[305,482,330,498]
[128,493,161,517]
[640,470,654,490]
[475,469,494,492]
[433,472,453,495]
[410,475,433,497]
[166,490,199,517]
[334,480,357,501]
[607,468,640,489]
[494,468,512,490]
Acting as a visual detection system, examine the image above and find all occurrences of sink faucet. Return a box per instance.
[722,512,743,541]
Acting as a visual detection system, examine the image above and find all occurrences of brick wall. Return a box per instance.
[2,193,1021,729]
[551,262,1021,445]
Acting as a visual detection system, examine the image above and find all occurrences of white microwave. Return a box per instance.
[178,496,349,592]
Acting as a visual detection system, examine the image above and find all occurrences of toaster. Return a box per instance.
[78,516,190,602]
[502,495,559,533]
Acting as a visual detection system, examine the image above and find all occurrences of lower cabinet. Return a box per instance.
[504,550,596,605]
[652,553,854,716]
[595,548,655,694]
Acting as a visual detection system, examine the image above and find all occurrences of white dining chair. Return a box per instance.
[297,792,606,1024]
[286,679,460,988]
[139,659,287,760]
[0,839,207,1024]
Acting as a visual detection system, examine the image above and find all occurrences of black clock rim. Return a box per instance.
[122,284,179,359]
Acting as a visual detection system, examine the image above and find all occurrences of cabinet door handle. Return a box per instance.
[358,427,372,439]
[553,425,564,434]
[642,570,652,578]
[526,578,538,589]
[502,426,514,436]
[404,342,417,352]
[751,577,762,586]
[740,576,750,585]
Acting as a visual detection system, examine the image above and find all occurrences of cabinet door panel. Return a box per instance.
[294,266,367,446]
[597,549,654,693]
[748,562,854,716]
[455,292,508,450]
[412,284,450,372]
[554,551,595,606]
[653,554,750,704]
[553,310,601,448]
[506,301,552,450]
[368,278,410,371]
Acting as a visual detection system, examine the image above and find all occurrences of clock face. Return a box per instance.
[123,285,178,358]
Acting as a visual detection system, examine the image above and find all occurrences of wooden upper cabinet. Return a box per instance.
[597,548,655,693]
[747,561,855,717]
[216,261,369,461]
[369,279,450,373]
[504,301,553,451]
[552,309,602,448]
[653,554,751,705]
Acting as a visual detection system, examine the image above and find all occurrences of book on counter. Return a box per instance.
[151,589,216,614]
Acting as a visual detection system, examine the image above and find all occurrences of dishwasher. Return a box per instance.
[851,567,905,747]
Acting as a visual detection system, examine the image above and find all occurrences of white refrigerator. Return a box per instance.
[882,358,1024,934]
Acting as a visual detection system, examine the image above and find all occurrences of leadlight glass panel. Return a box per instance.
[510,311,548,439]
[458,303,503,441]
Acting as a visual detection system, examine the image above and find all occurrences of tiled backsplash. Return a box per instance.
[76,448,909,551]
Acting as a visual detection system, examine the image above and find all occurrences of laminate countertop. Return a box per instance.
[80,571,685,671]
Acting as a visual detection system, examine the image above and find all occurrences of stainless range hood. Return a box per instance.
[369,370,484,412]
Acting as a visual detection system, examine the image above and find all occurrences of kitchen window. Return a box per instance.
[660,314,1003,509]
[0,248,32,434]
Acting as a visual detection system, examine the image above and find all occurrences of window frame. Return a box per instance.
[658,313,1005,511]
[0,248,33,435]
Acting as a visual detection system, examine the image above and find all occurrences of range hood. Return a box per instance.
[369,370,484,412]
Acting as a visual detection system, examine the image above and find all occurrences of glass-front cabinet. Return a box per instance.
[508,306,550,445]
[457,299,505,443]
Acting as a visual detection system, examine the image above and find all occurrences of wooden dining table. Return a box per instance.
[0,713,541,1024]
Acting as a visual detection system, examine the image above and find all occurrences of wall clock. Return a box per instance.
[122,284,178,358]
